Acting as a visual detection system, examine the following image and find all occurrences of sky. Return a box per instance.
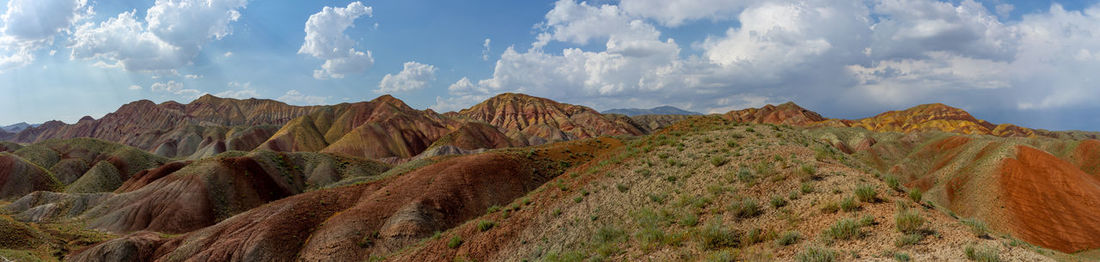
[1,0,1100,131]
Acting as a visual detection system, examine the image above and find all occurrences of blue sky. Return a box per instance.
[2,0,1100,131]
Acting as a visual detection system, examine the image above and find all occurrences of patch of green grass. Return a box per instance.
[858,214,875,227]
[770,195,788,208]
[711,156,730,167]
[776,231,801,246]
[800,164,816,176]
[796,246,837,262]
[447,235,463,248]
[788,190,800,200]
[615,183,630,193]
[964,245,1000,262]
[679,195,712,210]
[741,228,764,246]
[736,168,755,184]
[486,205,501,214]
[697,222,740,250]
[821,201,840,214]
[895,233,923,247]
[823,218,862,240]
[705,249,736,262]
[680,212,699,227]
[801,182,814,194]
[840,196,859,212]
[961,218,989,238]
[477,220,496,232]
[894,252,911,262]
[730,198,762,218]
[595,225,627,244]
[909,189,923,203]
[855,184,878,202]
[884,175,902,191]
[544,251,585,262]
[895,209,925,234]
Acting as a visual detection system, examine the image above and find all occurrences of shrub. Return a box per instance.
[711,156,730,167]
[770,195,788,208]
[730,198,762,218]
[679,195,712,209]
[824,218,861,240]
[486,205,501,214]
[796,246,837,262]
[895,233,923,247]
[800,164,816,176]
[789,190,800,200]
[706,250,736,262]
[964,245,1001,262]
[855,184,878,202]
[447,235,463,248]
[741,228,764,246]
[736,168,755,184]
[858,215,875,227]
[909,189,923,203]
[821,202,840,214]
[477,220,496,232]
[776,231,801,246]
[616,183,630,193]
[698,222,740,250]
[840,196,859,212]
[801,182,814,194]
[961,218,989,238]
[595,225,627,243]
[680,212,699,227]
[895,209,925,234]
[894,252,912,262]
[884,175,902,191]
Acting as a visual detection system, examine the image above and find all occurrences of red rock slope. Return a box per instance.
[454,93,645,144]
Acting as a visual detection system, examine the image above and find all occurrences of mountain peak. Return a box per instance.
[371,94,413,110]
[724,102,826,126]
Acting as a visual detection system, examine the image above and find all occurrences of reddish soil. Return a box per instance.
[999,146,1100,252]
[930,136,970,171]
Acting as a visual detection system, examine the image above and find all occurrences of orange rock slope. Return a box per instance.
[7,95,318,158]
[999,145,1100,253]
[726,102,1042,138]
[454,93,646,144]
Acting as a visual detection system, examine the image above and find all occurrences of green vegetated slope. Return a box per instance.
[390,116,1066,261]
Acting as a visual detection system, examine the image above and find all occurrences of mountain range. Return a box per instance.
[1,93,1099,261]
[603,106,702,116]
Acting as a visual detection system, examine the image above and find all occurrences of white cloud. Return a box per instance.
[184,74,202,79]
[150,80,204,99]
[868,0,1015,61]
[128,85,142,90]
[215,81,259,99]
[278,90,327,105]
[299,1,374,79]
[69,0,247,72]
[378,61,437,93]
[223,51,233,57]
[0,0,90,72]
[619,0,750,27]
[482,38,491,61]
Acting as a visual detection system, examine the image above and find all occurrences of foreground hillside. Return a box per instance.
[390,117,1060,261]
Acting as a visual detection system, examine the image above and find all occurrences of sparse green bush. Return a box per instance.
[737,168,755,184]
[616,183,630,193]
[909,189,923,203]
[595,225,626,244]
[858,215,875,227]
[711,156,730,167]
[789,190,800,200]
[698,222,740,250]
[477,220,496,232]
[679,195,712,209]
[730,198,762,218]
[741,228,764,246]
[961,218,989,238]
[796,246,837,262]
[824,218,861,240]
[486,205,501,214]
[447,235,463,248]
[840,196,859,212]
[895,233,923,247]
[776,231,801,246]
[821,202,840,214]
[855,184,878,202]
[964,245,1000,262]
[884,175,902,191]
[895,209,925,234]
[552,208,562,217]
[770,195,788,208]
[801,182,814,194]
[894,252,911,262]
[706,249,736,262]
[680,212,699,227]
[801,164,816,176]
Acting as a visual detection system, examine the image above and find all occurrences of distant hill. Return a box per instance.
[603,106,702,116]
[1,122,38,133]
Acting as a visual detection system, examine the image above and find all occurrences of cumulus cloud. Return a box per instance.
[482,38,491,61]
[299,1,374,79]
[215,81,259,99]
[278,90,327,105]
[69,0,247,72]
[0,0,90,72]
[619,0,749,27]
[128,85,142,90]
[150,80,204,99]
[378,61,437,93]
